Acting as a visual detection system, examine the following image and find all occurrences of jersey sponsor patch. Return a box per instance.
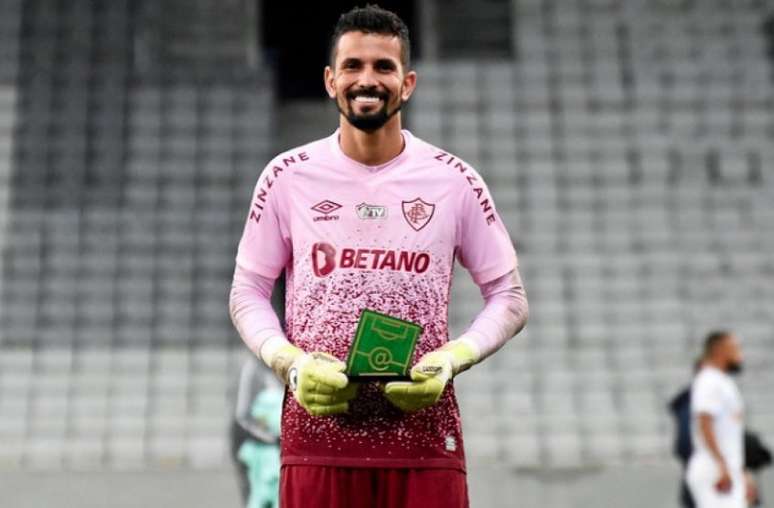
[311,200,342,222]
[356,202,388,220]
[311,242,431,277]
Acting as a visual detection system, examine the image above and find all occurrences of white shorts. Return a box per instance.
[686,457,745,508]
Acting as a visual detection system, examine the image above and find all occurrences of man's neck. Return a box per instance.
[705,358,727,373]
[338,115,405,166]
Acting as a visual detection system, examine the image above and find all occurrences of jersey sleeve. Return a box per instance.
[455,167,518,285]
[691,373,723,417]
[235,163,291,278]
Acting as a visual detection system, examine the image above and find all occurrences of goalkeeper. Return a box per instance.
[229,5,528,508]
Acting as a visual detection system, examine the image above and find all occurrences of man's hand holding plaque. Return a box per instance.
[261,339,358,417]
[383,340,479,413]
[345,309,480,413]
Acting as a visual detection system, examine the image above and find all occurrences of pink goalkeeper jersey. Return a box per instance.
[235,129,518,470]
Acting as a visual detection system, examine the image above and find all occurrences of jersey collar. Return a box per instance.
[329,128,413,174]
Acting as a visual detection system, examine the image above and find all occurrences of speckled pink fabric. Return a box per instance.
[234,130,518,469]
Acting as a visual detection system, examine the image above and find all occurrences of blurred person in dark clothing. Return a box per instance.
[742,432,772,506]
[231,356,282,505]
[669,358,703,508]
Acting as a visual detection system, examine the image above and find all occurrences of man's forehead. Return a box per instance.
[335,31,402,64]
[720,334,739,350]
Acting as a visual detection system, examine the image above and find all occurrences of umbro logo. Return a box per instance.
[311,200,342,214]
[311,200,341,222]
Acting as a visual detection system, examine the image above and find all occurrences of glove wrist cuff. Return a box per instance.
[439,337,480,375]
[259,336,303,384]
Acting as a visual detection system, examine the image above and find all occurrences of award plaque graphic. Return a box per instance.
[346,309,422,380]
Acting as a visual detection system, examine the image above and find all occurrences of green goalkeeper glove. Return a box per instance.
[261,338,357,417]
[383,339,479,413]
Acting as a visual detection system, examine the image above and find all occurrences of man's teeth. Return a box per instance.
[353,96,381,103]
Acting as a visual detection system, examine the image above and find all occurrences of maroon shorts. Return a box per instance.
[279,465,469,508]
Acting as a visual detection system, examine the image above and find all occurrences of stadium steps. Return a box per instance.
[134,0,254,81]
[1,0,275,471]
[416,0,774,470]
[0,345,246,470]
[2,0,774,472]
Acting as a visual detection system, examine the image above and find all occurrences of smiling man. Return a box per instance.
[229,5,528,507]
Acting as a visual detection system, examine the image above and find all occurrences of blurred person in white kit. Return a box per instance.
[687,331,755,508]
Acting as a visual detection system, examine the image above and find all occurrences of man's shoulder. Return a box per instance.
[412,134,475,169]
[263,135,332,172]
[252,135,333,194]
[695,367,716,382]
[409,132,485,186]
[694,367,731,389]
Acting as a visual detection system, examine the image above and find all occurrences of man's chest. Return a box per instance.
[717,379,744,423]
[286,170,458,249]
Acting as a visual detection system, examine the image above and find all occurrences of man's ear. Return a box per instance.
[324,66,336,99]
[401,70,417,101]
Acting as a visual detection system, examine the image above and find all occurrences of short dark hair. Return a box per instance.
[703,330,732,357]
[329,5,411,69]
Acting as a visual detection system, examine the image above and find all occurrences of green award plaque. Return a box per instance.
[346,309,422,380]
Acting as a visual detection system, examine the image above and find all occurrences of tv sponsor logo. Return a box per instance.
[356,203,387,220]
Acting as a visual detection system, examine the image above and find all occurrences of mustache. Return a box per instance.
[346,87,390,101]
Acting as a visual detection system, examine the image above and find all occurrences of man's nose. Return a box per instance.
[356,66,379,87]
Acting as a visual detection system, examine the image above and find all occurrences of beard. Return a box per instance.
[335,86,404,133]
[726,361,743,375]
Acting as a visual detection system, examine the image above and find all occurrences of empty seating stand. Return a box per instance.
[1,0,774,472]
[412,0,774,469]
[0,0,273,469]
